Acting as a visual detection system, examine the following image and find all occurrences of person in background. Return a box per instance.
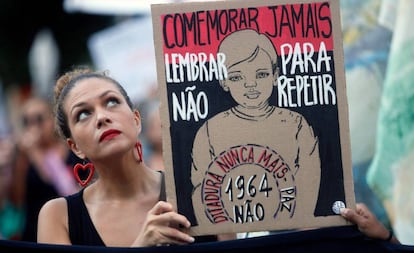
[10,96,79,242]
[0,133,24,240]
[37,66,235,247]
[340,203,400,244]
[144,100,164,171]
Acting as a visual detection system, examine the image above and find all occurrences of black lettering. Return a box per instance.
[228,9,238,33]
[172,14,185,47]
[305,4,316,37]
[265,6,278,37]
[319,2,332,38]
[291,4,302,37]
[196,11,206,46]
[280,6,294,37]
[247,8,259,29]
[234,205,244,223]
[163,14,175,49]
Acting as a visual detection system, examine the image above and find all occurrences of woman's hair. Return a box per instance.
[54,66,134,139]
[218,29,278,74]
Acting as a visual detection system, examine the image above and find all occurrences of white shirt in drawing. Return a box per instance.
[191,105,321,227]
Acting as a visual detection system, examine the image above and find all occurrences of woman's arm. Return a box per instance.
[37,197,72,245]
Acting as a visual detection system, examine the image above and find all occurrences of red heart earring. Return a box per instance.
[73,162,95,187]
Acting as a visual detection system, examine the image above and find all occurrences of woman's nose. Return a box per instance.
[95,110,112,128]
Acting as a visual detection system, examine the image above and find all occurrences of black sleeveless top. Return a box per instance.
[65,171,217,246]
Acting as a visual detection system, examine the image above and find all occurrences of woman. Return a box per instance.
[37,66,232,247]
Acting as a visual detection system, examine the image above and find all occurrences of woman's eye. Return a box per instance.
[77,110,90,122]
[107,98,120,107]
[256,71,270,79]
[228,74,243,82]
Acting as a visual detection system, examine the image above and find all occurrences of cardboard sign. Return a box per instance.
[151,0,355,236]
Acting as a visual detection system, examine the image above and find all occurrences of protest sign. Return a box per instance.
[151,0,355,236]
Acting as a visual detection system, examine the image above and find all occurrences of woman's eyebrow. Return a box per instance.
[99,90,118,98]
[70,90,117,114]
[70,101,87,115]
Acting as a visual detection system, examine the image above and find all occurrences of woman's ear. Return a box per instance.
[133,110,142,133]
[67,138,85,159]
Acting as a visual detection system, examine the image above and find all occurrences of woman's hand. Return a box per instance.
[340,203,399,243]
[133,201,195,247]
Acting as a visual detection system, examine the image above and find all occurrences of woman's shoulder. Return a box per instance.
[38,197,68,237]
[39,197,68,217]
[37,196,72,244]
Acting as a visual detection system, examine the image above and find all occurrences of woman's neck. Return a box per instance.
[88,160,159,200]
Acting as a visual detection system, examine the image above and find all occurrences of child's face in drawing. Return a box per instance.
[225,49,275,109]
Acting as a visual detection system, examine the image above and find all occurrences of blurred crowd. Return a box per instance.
[0,0,413,246]
[0,88,164,242]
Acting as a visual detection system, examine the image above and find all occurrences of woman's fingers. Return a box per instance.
[340,206,364,225]
[156,225,195,244]
[140,201,194,246]
[150,201,174,215]
[149,201,191,228]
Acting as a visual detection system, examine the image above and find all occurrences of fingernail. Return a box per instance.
[340,208,346,215]
[189,236,195,243]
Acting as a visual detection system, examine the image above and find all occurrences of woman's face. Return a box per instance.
[225,49,275,109]
[64,78,140,161]
[21,99,55,143]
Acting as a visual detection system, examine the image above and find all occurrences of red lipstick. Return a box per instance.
[99,129,121,142]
